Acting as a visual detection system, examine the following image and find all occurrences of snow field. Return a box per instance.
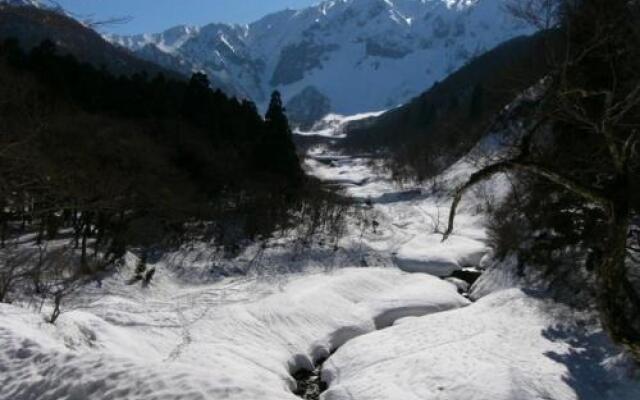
[0,266,468,400]
[304,140,499,277]
[322,288,640,400]
[2,108,638,400]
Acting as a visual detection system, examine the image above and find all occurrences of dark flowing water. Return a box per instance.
[292,358,328,400]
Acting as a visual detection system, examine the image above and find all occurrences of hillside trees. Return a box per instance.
[444,0,640,359]
[0,37,345,316]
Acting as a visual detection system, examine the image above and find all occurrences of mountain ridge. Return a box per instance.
[109,0,534,123]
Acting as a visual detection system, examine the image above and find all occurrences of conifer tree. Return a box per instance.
[260,91,302,181]
[182,72,211,124]
[469,83,484,119]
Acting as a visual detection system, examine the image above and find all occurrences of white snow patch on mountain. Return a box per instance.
[0,0,47,8]
[108,0,534,119]
[294,111,386,138]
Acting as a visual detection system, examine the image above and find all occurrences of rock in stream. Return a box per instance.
[293,359,328,400]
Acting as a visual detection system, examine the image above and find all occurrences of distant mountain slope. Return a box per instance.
[0,2,238,95]
[1,0,46,7]
[109,0,534,123]
[341,29,558,180]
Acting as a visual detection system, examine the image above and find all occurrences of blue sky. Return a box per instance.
[55,0,319,35]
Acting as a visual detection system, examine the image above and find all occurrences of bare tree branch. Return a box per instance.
[442,156,611,240]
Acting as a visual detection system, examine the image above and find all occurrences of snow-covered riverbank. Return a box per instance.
[0,266,468,400]
[324,286,640,400]
[304,146,490,277]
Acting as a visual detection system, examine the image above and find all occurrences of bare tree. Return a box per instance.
[444,0,640,359]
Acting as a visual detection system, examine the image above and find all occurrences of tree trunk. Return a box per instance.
[94,212,105,259]
[1,215,6,248]
[597,200,640,360]
[36,212,45,245]
[81,227,89,271]
[80,214,92,274]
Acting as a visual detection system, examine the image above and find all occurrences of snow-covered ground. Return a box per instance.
[304,141,495,277]
[294,111,387,139]
[1,114,639,400]
[0,266,467,400]
[323,287,640,400]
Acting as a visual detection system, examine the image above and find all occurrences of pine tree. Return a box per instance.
[181,72,211,124]
[469,83,484,119]
[265,91,289,133]
[258,91,302,181]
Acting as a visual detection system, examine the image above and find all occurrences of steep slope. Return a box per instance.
[0,3,186,80]
[109,0,533,123]
[341,29,557,179]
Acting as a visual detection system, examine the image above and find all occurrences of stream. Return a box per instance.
[292,358,328,400]
[291,146,485,400]
[289,269,482,400]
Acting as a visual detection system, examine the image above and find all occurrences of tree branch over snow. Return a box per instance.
[445,0,640,360]
[442,156,611,240]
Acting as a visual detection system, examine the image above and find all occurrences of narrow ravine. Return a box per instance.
[290,136,487,399]
[290,279,477,400]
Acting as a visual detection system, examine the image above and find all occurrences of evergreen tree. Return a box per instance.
[259,91,302,181]
[182,72,211,124]
[469,83,484,119]
[265,91,288,132]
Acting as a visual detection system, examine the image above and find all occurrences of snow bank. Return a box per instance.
[294,111,386,138]
[393,233,487,276]
[469,254,525,299]
[0,267,467,400]
[305,142,497,278]
[322,288,640,400]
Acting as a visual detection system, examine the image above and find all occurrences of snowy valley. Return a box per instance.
[0,0,640,399]
[2,117,639,399]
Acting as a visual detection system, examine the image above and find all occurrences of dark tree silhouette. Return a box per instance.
[444,0,640,359]
[259,91,303,181]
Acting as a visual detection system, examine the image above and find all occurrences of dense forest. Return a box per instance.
[0,37,345,314]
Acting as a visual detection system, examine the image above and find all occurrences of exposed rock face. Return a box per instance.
[286,86,332,130]
[365,40,411,59]
[109,0,533,120]
[271,42,339,87]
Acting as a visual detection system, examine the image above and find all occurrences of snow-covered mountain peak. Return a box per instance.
[0,0,47,8]
[110,0,533,123]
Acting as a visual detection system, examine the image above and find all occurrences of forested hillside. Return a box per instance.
[0,37,343,306]
[442,0,640,359]
[340,0,639,362]
[0,4,183,78]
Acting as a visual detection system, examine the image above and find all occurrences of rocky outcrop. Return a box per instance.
[286,86,332,129]
[270,42,339,87]
[109,0,533,114]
